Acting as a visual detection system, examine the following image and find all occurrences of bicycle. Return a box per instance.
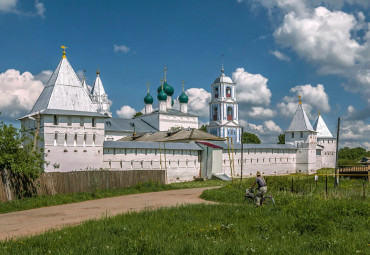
[243,188,275,207]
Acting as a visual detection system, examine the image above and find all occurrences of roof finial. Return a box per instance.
[182,80,185,92]
[160,78,164,90]
[318,110,321,116]
[61,45,67,59]
[221,54,224,74]
[298,95,302,105]
[164,65,168,82]
[83,69,86,80]
[96,66,100,75]
[147,81,150,93]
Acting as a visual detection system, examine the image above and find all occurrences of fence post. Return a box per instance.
[325,174,328,199]
[363,183,366,200]
[291,177,294,193]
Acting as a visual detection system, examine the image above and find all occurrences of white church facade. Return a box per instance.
[19,49,336,182]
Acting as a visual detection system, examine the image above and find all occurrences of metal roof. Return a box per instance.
[91,73,106,96]
[30,57,98,115]
[313,114,333,138]
[210,141,298,150]
[196,141,223,149]
[213,73,233,84]
[82,78,91,95]
[286,104,315,132]
[105,118,158,133]
[104,141,203,150]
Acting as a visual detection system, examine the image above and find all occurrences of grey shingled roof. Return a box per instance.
[29,56,98,116]
[286,104,314,132]
[105,118,158,133]
[104,141,203,150]
[313,114,333,138]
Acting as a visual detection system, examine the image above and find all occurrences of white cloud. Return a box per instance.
[239,119,283,143]
[186,88,211,118]
[340,120,370,149]
[114,44,130,54]
[0,69,44,118]
[269,50,290,61]
[264,120,282,132]
[232,68,272,106]
[0,0,17,13]
[246,107,276,119]
[116,105,137,118]
[277,84,330,119]
[35,0,45,18]
[35,70,52,84]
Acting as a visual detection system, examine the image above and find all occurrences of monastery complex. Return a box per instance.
[19,49,336,182]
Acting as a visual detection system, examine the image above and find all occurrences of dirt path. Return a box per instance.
[0,187,218,241]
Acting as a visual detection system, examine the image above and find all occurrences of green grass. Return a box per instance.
[0,180,225,214]
[1,175,369,254]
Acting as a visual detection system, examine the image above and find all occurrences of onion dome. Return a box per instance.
[157,87,167,101]
[144,93,154,104]
[178,91,189,103]
[157,82,174,96]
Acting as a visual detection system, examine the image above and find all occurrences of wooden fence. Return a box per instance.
[0,170,165,202]
[339,166,369,181]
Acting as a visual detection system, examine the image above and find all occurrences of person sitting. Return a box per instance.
[250,171,267,206]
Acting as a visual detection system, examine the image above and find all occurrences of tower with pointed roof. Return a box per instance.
[91,68,112,117]
[19,46,106,172]
[313,112,336,168]
[207,61,241,143]
[285,96,318,173]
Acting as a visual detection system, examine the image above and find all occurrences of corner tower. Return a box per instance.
[207,62,241,143]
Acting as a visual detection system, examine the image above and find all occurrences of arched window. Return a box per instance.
[54,133,58,146]
[53,115,58,125]
[92,134,96,147]
[213,106,217,120]
[74,134,77,147]
[64,133,67,147]
[227,107,233,120]
[300,132,303,138]
[226,87,231,98]
[92,118,96,127]
[214,87,219,98]
[83,134,87,147]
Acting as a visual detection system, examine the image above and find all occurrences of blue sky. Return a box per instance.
[1,0,370,148]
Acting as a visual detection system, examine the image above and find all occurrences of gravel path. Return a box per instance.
[0,187,218,241]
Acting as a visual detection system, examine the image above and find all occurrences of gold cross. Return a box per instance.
[182,80,185,92]
[147,81,150,93]
[61,45,67,58]
[164,65,167,81]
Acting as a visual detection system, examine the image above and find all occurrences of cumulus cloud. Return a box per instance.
[114,44,130,54]
[35,70,52,84]
[232,68,272,107]
[116,105,137,118]
[239,119,283,143]
[0,69,44,119]
[340,120,370,149]
[264,120,282,133]
[277,84,330,119]
[186,88,211,118]
[0,0,45,18]
[269,50,290,61]
[246,107,276,119]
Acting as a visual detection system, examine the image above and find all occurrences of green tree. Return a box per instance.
[132,112,143,118]
[199,125,208,133]
[0,121,44,198]
[242,132,261,144]
[277,134,285,144]
[337,146,370,166]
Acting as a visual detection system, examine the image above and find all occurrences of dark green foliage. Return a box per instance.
[132,112,143,118]
[242,132,261,144]
[199,125,208,132]
[0,121,44,198]
[338,147,370,166]
[277,134,285,144]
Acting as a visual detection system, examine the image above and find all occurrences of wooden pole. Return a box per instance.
[164,142,168,184]
[226,138,233,182]
[240,127,244,182]
[334,117,340,188]
[159,143,162,170]
[231,137,235,184]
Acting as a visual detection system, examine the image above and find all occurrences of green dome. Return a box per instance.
[144,93,153,104]
[157,88,167,101]
[157,81,174,96]
[178,91,189,103]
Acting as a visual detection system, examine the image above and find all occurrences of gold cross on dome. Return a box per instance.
[298,95,302,105]
[182,80,185,92]
[147,81,150,93]
[164,65,167,81]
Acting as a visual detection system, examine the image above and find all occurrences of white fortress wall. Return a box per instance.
[158,115,198,131]
[318,138,336,168]
[103,141,201,183]
[40,114,105,172]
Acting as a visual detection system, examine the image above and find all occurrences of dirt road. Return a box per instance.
[0,187,217,241]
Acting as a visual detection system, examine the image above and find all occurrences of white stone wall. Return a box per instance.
[41,115,105,172]
[103,148,200,183]
[318,138,336,168]
[221,148,297,177]
[158,115,198,131]
[105,131,130,141]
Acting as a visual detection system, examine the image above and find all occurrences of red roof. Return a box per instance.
[197,141,223,149]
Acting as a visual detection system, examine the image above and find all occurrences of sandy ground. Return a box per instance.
[0,187,218,241]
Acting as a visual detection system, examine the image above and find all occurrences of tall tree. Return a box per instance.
[132,112,143,118]
[242,132,261,144]
[277,134,285,144]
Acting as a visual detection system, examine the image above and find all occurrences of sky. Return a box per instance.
[0,0,370,148]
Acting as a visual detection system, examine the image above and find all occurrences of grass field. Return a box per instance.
[0,179,225,214]
[0,174,369,254]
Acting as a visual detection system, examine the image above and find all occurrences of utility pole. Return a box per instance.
[334,117,340,188]
[240,127,244,182]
